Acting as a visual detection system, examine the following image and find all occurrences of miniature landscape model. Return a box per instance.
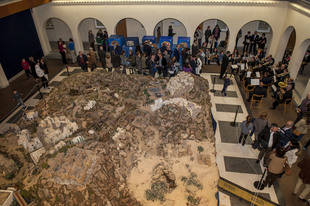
[0,71,218,206]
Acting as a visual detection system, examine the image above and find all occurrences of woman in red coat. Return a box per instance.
[293,149,310,200]
[21,58,31,78]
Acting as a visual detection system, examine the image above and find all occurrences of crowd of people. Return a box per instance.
[230,39,310,201]
[21,56,49,88]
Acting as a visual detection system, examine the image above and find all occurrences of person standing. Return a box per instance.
[243,31,251,54]
[259,33,267,50]
[195,26,203,48]
[195,56,202,75]
[156,27,161,43]
[68,38,76,64]
[253,112,270,144]
[256,123,281,164]
[135,52,142,74]
[212,25,221,42]
[88,47,97,71]
[21,58,31,78]
[39,57,49,81]
[295,92,310,124]
[293,149,310,201]
[58,39,67,65]
[77,51,88,71]
[239,115,254,146]
[221,74,231,96]
[98,45,106,68]
[263,147,287,188]
[168,25,175,37]
[35,61,48,88]
[220,51,230,79]
[28,57,37,79]
[88,30,95,51]
[204,26,212,46]
[13,90,26,109]
[103,31,109,52]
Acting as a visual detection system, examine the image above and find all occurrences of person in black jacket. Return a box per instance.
[220,51,230,79]
[243,31,251,54]
[98,46,106,68]
[256,123,281,164]
[247,81,267,102]
[204,26,212,45]
[77,51,88,71]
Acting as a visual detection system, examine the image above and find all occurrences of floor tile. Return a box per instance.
[224,156,262,175]
[218,121,251,144]
[216,104,243,113]
[211,75,234,85]
[214,90,238,98]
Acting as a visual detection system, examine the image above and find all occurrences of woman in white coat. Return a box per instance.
[195,56,202,75]
[35,61,48,88]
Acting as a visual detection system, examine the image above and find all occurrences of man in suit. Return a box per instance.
[220,51,230,79]
[243,31,251,54]
[256,123,281,164]
[204,26,212,45]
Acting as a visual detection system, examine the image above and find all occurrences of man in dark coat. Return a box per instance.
[98,46,106,68]
[256,123,281,164]
[204,26,212,45]
[220,51,230,79]
[293,149,310,200]
[77,51,88,71]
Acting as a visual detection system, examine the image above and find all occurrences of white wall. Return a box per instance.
[125,18,146,42]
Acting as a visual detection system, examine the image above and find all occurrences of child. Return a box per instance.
[239,115,254,146]
[221,74,231,96]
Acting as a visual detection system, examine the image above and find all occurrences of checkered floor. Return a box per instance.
[201,73,280,206]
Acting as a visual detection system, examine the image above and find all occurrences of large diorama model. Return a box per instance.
[0,71,218,206]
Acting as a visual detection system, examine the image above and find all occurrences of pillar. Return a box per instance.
[0,63,9,88]
[31,8,51,56]
[288,39,310,80]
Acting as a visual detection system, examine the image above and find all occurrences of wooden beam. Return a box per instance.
[0,0,51,19]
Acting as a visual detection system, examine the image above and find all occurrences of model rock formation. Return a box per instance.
[0,71,218,206]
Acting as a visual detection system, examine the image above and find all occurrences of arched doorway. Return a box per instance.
[154,18,187,44]
[278,26,296,65]
[45,18,73,54]
[235,20,273,55]
[294,41,310,99]
[194,19,229,51]
[78,18,108,51]
[115,18,146,43]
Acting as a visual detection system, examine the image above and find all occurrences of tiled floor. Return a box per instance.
[201,73,280,206]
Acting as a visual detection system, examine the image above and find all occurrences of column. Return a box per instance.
[0,63,9,88]
[31,8,51,56]
[71,24,83,53]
